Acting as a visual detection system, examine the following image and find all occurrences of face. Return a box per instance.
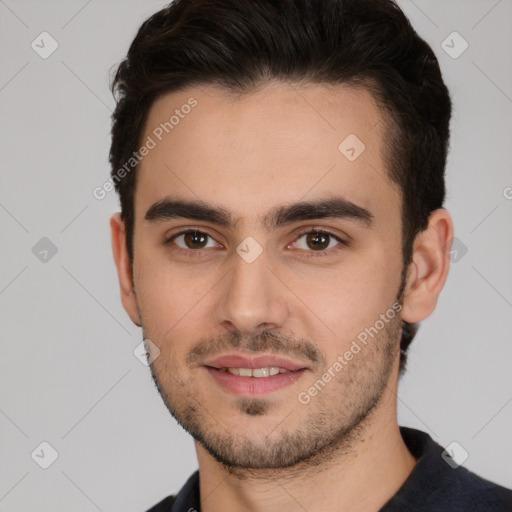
[127,82,406,470]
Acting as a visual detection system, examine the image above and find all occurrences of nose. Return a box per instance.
[215,250,290,337]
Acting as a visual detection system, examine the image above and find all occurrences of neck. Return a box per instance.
[196,375,416,512]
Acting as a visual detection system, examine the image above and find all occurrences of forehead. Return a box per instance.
[135,82,400,227]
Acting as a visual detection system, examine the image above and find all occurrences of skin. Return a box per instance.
[111,82,453,512]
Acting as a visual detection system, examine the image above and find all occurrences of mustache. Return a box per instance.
[186,330,324,367]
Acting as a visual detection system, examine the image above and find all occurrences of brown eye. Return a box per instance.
[292,230,345,254]
[183,231,208,249]
[305,231,330,250]
[169,230,218,251]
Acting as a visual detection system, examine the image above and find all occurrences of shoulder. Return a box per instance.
[383,427,512,511]
[446,465,512,511]
[144,470,200,512]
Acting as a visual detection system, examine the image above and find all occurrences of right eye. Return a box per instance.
[165,229,221,253]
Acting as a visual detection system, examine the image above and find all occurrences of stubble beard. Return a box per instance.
[145,309,401,477]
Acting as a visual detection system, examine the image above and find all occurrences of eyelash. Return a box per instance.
[164,227,347,257]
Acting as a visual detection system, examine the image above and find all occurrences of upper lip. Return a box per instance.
[204,353,309,372]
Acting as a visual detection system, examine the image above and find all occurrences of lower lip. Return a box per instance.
[205,367,307,396]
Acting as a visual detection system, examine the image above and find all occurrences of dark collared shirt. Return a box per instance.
[146,426,512,511]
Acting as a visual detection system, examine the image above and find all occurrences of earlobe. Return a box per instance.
[110,213,142,327]
[401,209,453,324]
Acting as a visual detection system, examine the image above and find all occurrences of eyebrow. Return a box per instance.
[144,196,373,230]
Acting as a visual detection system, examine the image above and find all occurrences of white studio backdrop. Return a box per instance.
[0,1,511,510]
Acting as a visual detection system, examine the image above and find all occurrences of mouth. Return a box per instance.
[216,367,292,377]
[203,354,309,396]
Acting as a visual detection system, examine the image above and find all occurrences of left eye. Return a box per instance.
[292,231,343,252]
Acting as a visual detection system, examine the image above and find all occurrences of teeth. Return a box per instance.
[225,367,286,377]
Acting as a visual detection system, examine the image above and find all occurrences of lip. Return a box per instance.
[205,367,307,396]
[204,354,309,372]
[203,353,309,397]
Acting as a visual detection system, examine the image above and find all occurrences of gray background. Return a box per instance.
[1,0,511,510]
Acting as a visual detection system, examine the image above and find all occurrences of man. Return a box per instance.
[108,0,512,510]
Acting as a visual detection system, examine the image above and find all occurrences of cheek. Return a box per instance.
[291,251,401,350]
[133,255,207,338]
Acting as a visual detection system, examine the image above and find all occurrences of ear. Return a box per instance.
[401,208,453,323]
[110,213,142,326]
